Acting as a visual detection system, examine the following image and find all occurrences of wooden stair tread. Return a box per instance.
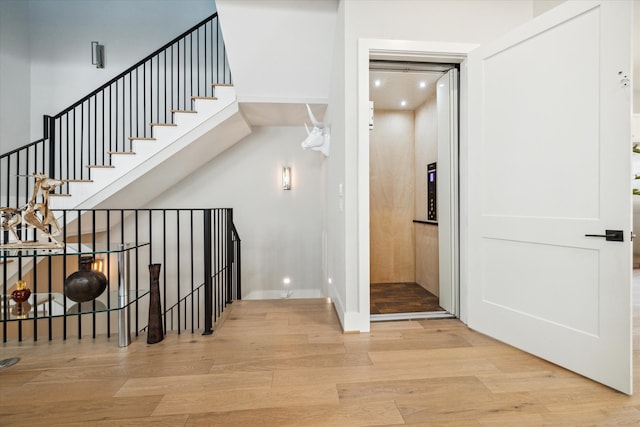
[128,137,156,141]
[149,122,177,127]
[191,96,218,100]
[171,109,197,114]
[65,179,93,183]
[49,193,71,197]
[108,151,136,155]
[0,259,15,265]
[211,83,234,87]
[86,165,115,169]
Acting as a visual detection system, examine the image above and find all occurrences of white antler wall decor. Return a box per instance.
[301,104,330,157]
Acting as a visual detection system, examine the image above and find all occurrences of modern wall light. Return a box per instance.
[91,41,105,69]
[282,166,292,190]
[282,277,293,299]
[91,258,104,274]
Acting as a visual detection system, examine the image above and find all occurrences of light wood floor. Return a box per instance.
[2,280,640,426]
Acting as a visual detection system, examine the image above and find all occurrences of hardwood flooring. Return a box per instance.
[370,282,443,314]
[1,278,640,425]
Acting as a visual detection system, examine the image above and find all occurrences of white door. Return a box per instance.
[437,68,459,315]
[467,0,633,394]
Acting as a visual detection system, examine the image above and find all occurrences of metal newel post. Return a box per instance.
[45,115,56,178]
[237,238,242,300]
[203,210,213,335]
[226,209,233,304]
[118,244,131,347]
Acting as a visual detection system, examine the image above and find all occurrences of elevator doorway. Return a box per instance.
[368,60,459,321]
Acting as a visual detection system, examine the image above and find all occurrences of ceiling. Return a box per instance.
[369,69,446,111]
[239,103,326,126]
[237,69,443,126]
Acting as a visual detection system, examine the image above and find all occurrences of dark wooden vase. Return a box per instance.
[64,256,108,303]
[147,264,164,344]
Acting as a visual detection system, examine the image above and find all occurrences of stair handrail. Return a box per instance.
[1,138,46,159]
[53,13,225,118]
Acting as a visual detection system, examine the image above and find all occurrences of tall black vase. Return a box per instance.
[147,264,164,344]
[64,256,107,303]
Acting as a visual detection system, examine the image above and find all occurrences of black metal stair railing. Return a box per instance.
[1,208,241,343]
[154,216,241,335]
[1,12,231,209]
[160,208,241,335]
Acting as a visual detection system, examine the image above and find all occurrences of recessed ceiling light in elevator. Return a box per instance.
[369,60,455,110]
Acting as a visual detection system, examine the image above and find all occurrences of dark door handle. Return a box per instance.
[585,230,624,242]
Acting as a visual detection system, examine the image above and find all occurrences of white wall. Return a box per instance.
[634,0,640,113]
[194,2,338,284]
[0,0,216,149]
[0,0,31,152]
[215,0,337,104]
[323,0,347,325]
[533,0,566,16]
[145,126,325,299]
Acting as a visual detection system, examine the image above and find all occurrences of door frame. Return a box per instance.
[357,39,477,324]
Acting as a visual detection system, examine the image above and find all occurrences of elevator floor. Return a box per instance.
[370,282,443,314]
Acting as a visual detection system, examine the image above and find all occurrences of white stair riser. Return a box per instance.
[49,88,246,212]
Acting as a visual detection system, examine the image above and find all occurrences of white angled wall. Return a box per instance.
[145,126,325,299]
[215,0,337,104]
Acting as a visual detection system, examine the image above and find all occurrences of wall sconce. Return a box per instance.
[91,41,105,69]
[91,258,104,274]
[282,166,292,190]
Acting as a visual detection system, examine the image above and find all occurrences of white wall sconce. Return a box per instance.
[282,166,292,190]
[91,41,105,69]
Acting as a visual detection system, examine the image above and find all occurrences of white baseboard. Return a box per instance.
[243,289,324,300]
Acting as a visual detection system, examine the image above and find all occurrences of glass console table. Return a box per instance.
[1,242,149,347]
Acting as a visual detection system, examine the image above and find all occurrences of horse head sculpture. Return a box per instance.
[301,104,330,157]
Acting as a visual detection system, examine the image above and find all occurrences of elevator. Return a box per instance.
[368,60,459,320]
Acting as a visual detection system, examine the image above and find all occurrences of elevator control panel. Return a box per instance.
[427,162,437,221]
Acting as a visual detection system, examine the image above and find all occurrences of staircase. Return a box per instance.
[1,12,244,216]
[1,13,250,286]
[49,84,250,210]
